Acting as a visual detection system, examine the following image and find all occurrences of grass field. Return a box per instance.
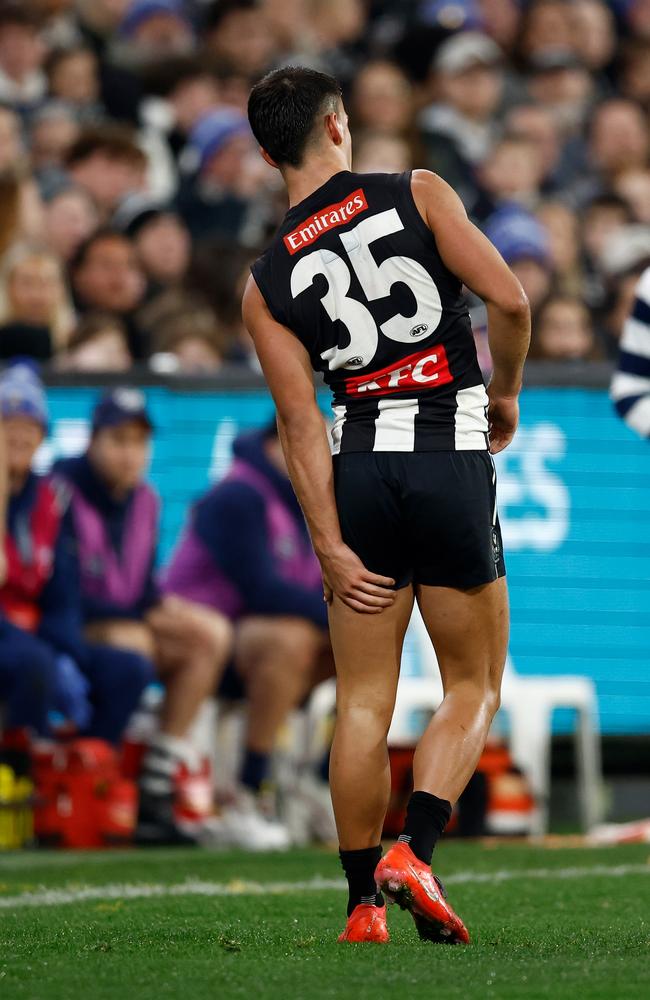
[1,841,649,1000]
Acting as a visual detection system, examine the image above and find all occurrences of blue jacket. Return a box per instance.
[169,429,327,629]
[54,454,160,622]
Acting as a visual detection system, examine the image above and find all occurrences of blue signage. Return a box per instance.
[39,384,650,735]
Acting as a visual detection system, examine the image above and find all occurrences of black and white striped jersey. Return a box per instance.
[251,169,488,453]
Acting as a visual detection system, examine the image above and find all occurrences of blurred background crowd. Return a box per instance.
[0,0,648,374]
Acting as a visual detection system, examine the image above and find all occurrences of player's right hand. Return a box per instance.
[320,543,396,614]
[487,389,519,454]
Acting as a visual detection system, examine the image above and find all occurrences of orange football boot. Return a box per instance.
[338,903,390,943]
[375,841,469,944]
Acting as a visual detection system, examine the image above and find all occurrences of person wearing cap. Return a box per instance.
[420,31,504,204]
[54,388,232,845]
[175,108,255,241]
[162,420,336,849]
[0,364,153,741]
[117,0,195,62]
[484,205,555,313]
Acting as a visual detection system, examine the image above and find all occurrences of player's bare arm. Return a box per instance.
[411,170,531,454]
[242,276,396,614]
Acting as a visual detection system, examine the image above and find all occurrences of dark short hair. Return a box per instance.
[69,228,131,272]
[248,66,342,168]
[64,125,146,169]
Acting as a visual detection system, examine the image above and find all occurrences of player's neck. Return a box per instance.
[284,152,351,208]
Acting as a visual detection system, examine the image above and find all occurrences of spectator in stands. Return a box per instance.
[477,134,546,217]
[28,102,80,173]
[116,0,196,64]
[54,388,232,844]
[0,170,46,257]
[69,228,149,358]
[0,106,23,171]
[619,39,650,108]
[113,195,191,290]
[353,133,412,175]
[574,98,650,205]
[45,45,102,114]
[0,3,48,115]
[614,167,650,225]
[56,313,133,372]
[531,293,601,361]
[0,243,74,361]
[350,61,415,139]
[421,31,504,204]
[536,200,583,296]
[43,183,98,264]
[163,421,335,849]
[484,205,555,312]
[186,240,260,368]
[64,125,148,221]
[203,0,275,78]
[0,363,153,741]
[611,267,650,438]
[176,108,256,241]
[153,310,224,374]
[598,225,650,352]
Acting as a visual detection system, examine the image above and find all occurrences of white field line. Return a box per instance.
[0,863,649,910]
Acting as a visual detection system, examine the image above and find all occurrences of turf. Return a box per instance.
[1,842,649,1000]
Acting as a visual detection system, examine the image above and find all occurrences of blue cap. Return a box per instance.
[91,388,153,434]
[189,109,251,172]
[484,205,551,268]
[0,363,48,429]
[119,0,192,38]
[419,0,484,30]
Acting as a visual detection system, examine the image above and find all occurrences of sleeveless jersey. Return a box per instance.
[251,170,488,453]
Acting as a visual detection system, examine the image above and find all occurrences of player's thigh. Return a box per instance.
[416,577,509,696]
[334,452,411,586]
[328,585,415,717]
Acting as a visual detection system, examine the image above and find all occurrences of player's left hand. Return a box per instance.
[487,390,519,454]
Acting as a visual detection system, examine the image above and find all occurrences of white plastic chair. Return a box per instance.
[388,606,604,835]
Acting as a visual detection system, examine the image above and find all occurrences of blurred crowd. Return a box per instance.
[0,0,648,372]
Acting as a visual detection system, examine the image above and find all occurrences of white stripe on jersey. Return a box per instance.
[330,404,347,455]
[454,384,489,450]
[622,395,650,437]
[374,397,419,451]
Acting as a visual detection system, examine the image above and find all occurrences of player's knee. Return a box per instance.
[337,691,394,735]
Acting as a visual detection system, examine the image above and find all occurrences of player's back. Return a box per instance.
[252,169,488,453]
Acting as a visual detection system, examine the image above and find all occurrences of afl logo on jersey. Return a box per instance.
[344,356,365,369]
[410,323,429,338]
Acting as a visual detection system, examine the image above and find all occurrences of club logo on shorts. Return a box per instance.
[344,343,453,397]
[410,323,429,338]
[491,527,501,563]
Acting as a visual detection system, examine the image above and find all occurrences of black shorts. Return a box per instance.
[333,451,506,590]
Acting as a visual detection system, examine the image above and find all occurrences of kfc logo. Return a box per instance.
[344,344,453,397]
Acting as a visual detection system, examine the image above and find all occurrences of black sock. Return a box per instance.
[398,791,452,865]
[240,749,270,793]
[339,845,385,916]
